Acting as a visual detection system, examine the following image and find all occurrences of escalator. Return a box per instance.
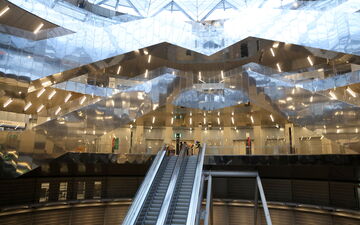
[123,144,206,225]
[136,156,177,224]
[165,156,197,224]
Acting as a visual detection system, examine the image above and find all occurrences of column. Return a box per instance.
[164,126,173,145]
[285,123,295,154]
[253,125,264,155]
[134,125,145,153]
[223,127,234,154]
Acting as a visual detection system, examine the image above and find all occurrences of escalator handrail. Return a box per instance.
[156,145,187,225]
[122,145,166,225]
[186,143,206,225]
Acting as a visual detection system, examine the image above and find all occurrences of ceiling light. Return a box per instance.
[221,70,224,79]
[34,23,44,34]
[231,117,234,124]
[250,115,254,124]
[286,97,292,101]
[190,111,192,116]
[320,135,324,140]
[171,117,174,125]
[37,88,46,98]
[116,65,121,74]
[203,117,206,124]
[24,102,32,111]
[130,124,133,129]
[143,49,148,55]
[291,88,295,95]
[148,55,151,63]
[145,69,148,78]
[42,80,52,87]
[0,6,10,17]
[278,100,286,104]
[356,128,359,133]
[190,117,192,125]
[64,93,72,103]
[198,71,202,80]
[231,111,234,116]
[307,56,314,66]
[346,87,357,97]
[272,42,279,48]
[37,104,44,113]
[55,107,61,115]
[270,114,274,122]
[217,117,220,125]
[152,116,155,124]
[270,48,275,57]
[310,96,313,102]
[3,98,13,108]
[80,96,86,105]
[48,90,56,100]
[276,63,282,72]
[217,112,220,116]
[329,91,337,100]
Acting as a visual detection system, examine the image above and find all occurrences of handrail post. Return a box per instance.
[256,175,272,225]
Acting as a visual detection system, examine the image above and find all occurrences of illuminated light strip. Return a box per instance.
[144,69,148,78]
[250,115,254,124]
[37,88,46,98]
[80,96,87,105]
[3,98,13,108]
[310,96,313,102]
[221,70,224,79]
[148,55,151,63]
[270,114,274,122]
[276,63,282,72]
[116,66,121,74]
[203,117,206,124]
[217,117,220,125]
[231,117,234,125]
[346,87,357,97]
[190,117,192,125]
[270,48,275,57]
[37,104,44,113]
[64,93,72,103]
[48,90,56,100]
[307,56,314,66]
[329,91,337,100]
[272,42,279,48]
[34,23,44,34]
[152,116,155,124]
[0,6,10,17]
[320,135,324,140]
[198,71,202,80]
[55,107,61,115]
[24,102,32,111]
[171,117,174,125]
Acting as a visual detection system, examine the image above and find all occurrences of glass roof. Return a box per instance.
[91,0,347,21]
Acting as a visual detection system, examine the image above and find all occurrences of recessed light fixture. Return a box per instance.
[145,69,148,78]
[37,88,46,98]
[48,90,56,100]
[64,93,72,103]
[80,96,86,105]
[270,48,275,57]
[55,107,61,115]
[24,102,32,111]
[270,114,274,122]
[0,6,10,17]
[34,23,44,34]
[307,56,314,66]
[148,55,151,63]
[329,91,337,100]
[171,117,174,125]
[198,71,202,80]
[272,42,279,48]
[152,116,155,124]
[346,87,357,97]
[116,65,121,74]
[217,117,220,125]
[276,63,282,72]
[310,96,313,102]
[37,104,44,113]
[3,98,13,108]
[221,70,224,79]
[231,117,234,124]
[250,115,254,124]
[190,117,192,125]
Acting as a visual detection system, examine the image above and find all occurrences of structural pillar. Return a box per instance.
[134,125,145,153]
[164,126,173,145]
[253,126,264,154]
[285,123,295,154]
